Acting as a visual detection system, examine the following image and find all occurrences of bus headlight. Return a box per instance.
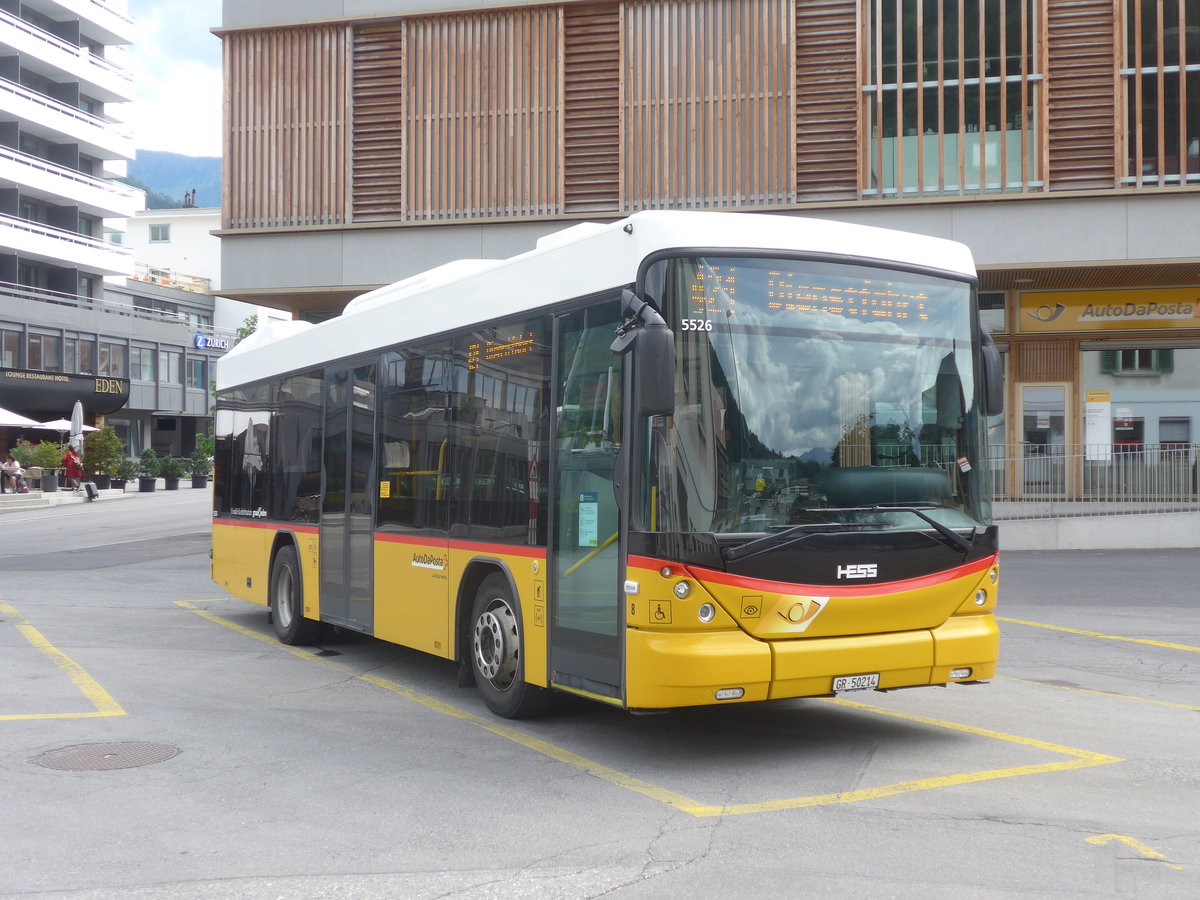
[950,668,972,680]
[697,603,715,623]
[673,581,692,599]
[974,589,988,606]
[715,688,744,700]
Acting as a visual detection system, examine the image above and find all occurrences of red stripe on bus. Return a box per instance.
[213,519,319,535]
[627,553,997,596]
[374,532,546,559]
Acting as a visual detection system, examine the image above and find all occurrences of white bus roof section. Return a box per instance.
[217,210,976,390]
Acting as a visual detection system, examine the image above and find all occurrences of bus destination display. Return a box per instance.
[467,331,538,371]
[688,263,930,324]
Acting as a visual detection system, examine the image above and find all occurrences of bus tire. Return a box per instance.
[469,572,550,718]
[270,544,322,645]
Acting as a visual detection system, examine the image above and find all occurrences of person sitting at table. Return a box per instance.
[1,454,22,493]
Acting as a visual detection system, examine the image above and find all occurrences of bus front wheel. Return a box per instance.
[270,544,322,645]
[469,573,549,718]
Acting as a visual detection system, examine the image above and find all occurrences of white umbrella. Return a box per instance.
[38,416,96,446]
[70,400,85,452]
[0,405,43,428]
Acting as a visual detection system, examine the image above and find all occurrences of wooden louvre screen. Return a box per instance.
[795,0,859,201]
[352,23,405,222]
[223,26,349,229]
[1013,338,1076,382]
[1122,0,1200,187]
[1046,0,1119,190]
[563,3,621,213]
[623,0,794,209]
[404,8,562,221]
[863,0,1044,198]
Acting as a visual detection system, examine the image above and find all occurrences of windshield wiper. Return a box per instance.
[721,522,855,562]
[721,505,973,563]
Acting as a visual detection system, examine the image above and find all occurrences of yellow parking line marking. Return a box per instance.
[0,600,126,721]
[1002,676,1200,712]
[998,617,1200,653]
[181,601,1123,817]
[1086,833,1186,871]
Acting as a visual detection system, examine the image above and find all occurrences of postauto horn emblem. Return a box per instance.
[777,596,826,632]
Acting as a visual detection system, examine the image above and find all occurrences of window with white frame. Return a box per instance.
[149,224,170,243]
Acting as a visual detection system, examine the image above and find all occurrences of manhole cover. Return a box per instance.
[34,741,180,771]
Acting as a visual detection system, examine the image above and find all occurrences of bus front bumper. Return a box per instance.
[624,614,998,710]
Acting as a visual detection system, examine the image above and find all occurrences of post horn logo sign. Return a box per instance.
[1028,303,1067,323]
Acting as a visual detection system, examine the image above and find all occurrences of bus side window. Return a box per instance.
[378,344,452,532]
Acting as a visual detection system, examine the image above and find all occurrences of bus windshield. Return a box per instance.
[643,255,991,537]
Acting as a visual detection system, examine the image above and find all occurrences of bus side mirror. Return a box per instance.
[611,289,676,417]
[981,331,1004,417]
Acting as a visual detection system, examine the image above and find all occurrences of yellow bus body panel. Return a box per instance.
[623,555,999,709]
[626,628,772,709]
[212,522,322,621]
[373,538,451,658]
[211,522,274,608]
[372,536,548,684]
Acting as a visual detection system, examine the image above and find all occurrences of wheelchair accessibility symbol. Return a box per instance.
[651,600,672,624]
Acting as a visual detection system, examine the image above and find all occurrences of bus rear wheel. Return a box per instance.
[270,544,322,645]
[469,573,549,718]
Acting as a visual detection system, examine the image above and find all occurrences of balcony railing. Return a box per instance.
[0,8,133,95]
[0,280,235,343]
[0,76,132,155]
[132,262,212,294]
[989,443,1200,520]
[0,144,139,214]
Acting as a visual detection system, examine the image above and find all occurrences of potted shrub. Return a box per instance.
[83,426,124,490]
[137,449,160,492]
[159,455,187,490]
[11,440,66,492]
[189,430,213,488]
[113,457,138,491]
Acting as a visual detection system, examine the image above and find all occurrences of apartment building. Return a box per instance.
[0,0,225,457]
[215,0,1200,486]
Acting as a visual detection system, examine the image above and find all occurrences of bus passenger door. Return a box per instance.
[550,304,624,699]
[320,364,377,631]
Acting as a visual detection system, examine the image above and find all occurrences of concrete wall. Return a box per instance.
[222,0,597,30]
[220,193,1200,305]
[999,512,1200,551]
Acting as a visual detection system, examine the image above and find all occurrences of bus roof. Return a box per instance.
[217,210,976,390]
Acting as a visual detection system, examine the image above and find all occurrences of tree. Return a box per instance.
[234,314,258,345]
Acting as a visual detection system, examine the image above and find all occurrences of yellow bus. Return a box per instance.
[212,210,1003,718]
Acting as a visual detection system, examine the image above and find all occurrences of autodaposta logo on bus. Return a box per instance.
[411,552,447,570]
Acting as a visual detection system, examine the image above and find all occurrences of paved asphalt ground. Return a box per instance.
[0,489,1197,898]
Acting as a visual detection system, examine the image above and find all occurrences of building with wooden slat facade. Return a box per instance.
[217,0,1200,463]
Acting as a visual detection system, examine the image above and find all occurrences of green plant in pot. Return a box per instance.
[137,449,160,492]
[10,440,66,491]
[83,426,124,489]
[159,455,187,490]
[114,457,138,490]
[189,430,213,487]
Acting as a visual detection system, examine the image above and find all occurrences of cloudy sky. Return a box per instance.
[122,0,223,157]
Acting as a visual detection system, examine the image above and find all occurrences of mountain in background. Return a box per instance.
[124,150,222,209]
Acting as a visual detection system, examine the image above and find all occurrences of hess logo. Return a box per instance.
[837,563,878,580]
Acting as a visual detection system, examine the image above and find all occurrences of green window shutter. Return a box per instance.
[1154,349,1174,373]
[1099,350,1118,373]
